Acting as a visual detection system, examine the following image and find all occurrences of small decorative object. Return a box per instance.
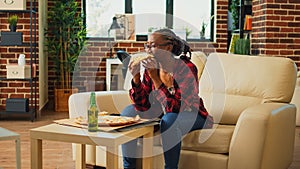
[6,64,31,79]
[8,14,18,32]
[6,98,29,112]
[244,15,253,31]
[229,33,240,54]
[18,54,26,66]
[200,21,208,39]
[0,31,23,45]
[0,0,26,10]
[185,27,192,39]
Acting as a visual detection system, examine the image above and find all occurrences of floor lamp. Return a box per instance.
[108,17,123,58]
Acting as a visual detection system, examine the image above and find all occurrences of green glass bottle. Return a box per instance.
[88,92,98,132]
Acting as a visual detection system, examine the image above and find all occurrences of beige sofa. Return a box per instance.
[291,71,300,126]
[69,52,297,169]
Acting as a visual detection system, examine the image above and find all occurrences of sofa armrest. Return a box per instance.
[228,103,296,169]
[291,71,300,126]
[68,90,131,118]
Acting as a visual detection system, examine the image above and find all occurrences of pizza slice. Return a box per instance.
[131,54,154,66]
[74,115,141,126]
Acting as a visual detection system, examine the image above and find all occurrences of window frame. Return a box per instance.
[83,0,215,42]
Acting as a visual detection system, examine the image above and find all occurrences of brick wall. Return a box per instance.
[67,0,229,93]
[0,0,39,110]
[1,0,299,110]
[47,0,300,102]
[251,0,300,69]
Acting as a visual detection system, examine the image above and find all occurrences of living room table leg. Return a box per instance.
[15,137,21,169]
[30,138,42,169]
[106,146,118,169]
[142,126,154,169]
[76,144,86,169]
[90,145,96,164]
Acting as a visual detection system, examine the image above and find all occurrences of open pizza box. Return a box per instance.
[54,116,160,132]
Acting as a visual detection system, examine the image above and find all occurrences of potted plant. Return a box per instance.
[200,21,207,39]
[8,14,18,32]
[0,14,22,45]
[185,27,192,40]
[45,0,87,112]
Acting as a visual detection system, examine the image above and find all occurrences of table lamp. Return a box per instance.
[108,17,124,58]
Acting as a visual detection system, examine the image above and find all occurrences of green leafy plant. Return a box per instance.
[8,15,18,31]
[234,39,250,55]
[200,21,208,39]
[185,27,192,39]
[45,0,87,89]
[8,15,18,26]
[230,0,239,30]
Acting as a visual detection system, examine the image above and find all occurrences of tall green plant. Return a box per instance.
[230,0,239,30]
[234,39,250,55]
[45,0,87,89]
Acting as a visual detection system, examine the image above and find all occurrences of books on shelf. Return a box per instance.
[244,15,252,31]
[229,32,250,54]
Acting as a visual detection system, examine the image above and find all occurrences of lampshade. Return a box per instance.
[108,17,123,31]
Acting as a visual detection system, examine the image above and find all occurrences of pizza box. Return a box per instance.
[54,117,160,132]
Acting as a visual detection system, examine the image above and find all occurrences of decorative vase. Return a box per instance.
[9,25,17,32]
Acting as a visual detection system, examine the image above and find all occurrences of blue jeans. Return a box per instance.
[121,105,206,169]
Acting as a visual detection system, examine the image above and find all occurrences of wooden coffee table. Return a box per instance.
[30,123,154,169]
[0,127,21,169]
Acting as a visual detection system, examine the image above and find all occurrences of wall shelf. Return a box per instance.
[0,77,37,81]
[0,0,37,122]
[0,109,36,121]
[0,10,36,13]
[0,43,38,47]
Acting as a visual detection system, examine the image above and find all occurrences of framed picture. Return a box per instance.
[0,0,26,10]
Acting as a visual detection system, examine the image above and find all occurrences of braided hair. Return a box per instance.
[153,28,192,60]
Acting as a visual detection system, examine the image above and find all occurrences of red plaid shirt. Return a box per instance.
[129,57,213,128]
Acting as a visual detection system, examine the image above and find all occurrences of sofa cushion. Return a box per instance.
[190,51,207,80]
[181,124,235,154]
[200,53,297,125]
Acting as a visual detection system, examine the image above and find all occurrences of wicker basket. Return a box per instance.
[54,88,78,112]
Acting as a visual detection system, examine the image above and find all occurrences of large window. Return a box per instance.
[85,0,214,41]
[85,0,125,37]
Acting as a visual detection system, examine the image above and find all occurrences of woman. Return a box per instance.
[121,28,213,169]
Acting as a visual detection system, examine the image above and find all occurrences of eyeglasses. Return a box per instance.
[144,42,172,50]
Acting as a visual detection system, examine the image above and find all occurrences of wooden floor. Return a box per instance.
[0,108,299,169]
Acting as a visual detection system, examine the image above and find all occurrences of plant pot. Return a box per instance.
[9,25,17,32]
[54,88,78,112]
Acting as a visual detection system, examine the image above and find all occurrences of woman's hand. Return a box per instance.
[128,60,141,85]
[141,57,159,80]
[141,58,163,89]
